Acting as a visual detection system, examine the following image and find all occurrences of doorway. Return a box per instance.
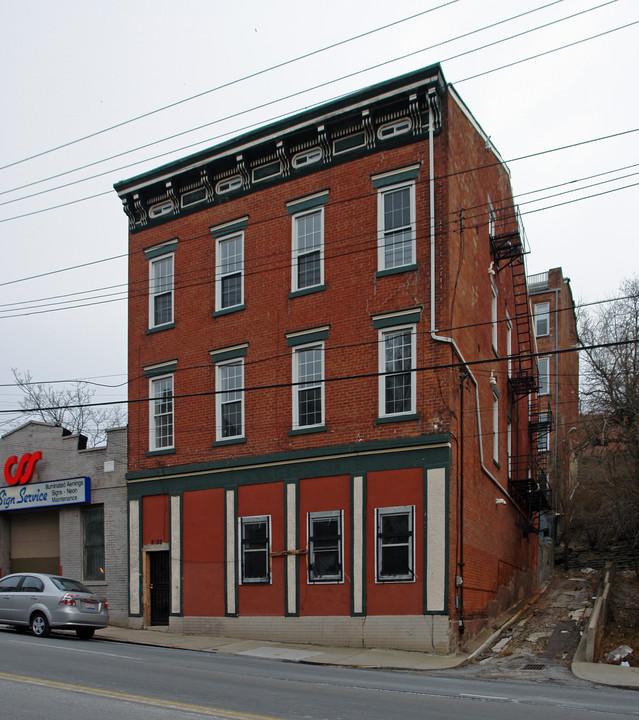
[148,550,170,626]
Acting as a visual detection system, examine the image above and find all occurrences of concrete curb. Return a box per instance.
[571,563,639,688]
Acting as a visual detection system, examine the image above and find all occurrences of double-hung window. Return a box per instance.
[239,516,270,584]
[538,357,550,395]
[491,278,498,353]
[507,419,513,479]
[216,360,244,440]
[492,389,499,464]
[292,208,323,291]
[83,505,105,581]
[308,511,343,583]
[534,302,550,337]
[149,254,174,328]
[293,344,324,429]
[376,506,415,582]
[216,231,243,311]
[150,375,174,450]
[506,313,512,378]
[379,326,416,417]
[377,182,416,271]
[537,412,550,452]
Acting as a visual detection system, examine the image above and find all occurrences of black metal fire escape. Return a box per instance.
[489,206,552,522]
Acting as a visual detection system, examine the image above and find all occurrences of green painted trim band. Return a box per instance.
[144,360,178,377]
[213,304,245,318]
[145,241,177,259]
[373,310,421,328]
[209,345,248,363]
[375,413,420,425]
[288,284,326,299]
[210,217,248,238]
[286,191,329,215]
[287,328,329,346]
[212,437,247,447]
[371,166,420,188]
[289,425,327,437]
[375,263,418,279]
[146,322,175,335]
[145,448,176,457]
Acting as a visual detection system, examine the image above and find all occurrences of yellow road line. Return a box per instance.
[0,671,283,719]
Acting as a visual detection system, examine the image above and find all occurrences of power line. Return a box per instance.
[455,17,637,84]
[3,286,636,391]
[0,0,607,205]
[0,338,634,415]
[0,167,636,318]
[5,150,637,298]
[0,1,460,174]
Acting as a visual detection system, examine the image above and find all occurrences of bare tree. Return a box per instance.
[12,369,126,447]
[577,278,639,576]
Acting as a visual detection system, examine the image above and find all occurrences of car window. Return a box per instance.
[0,576,22,592]
[21,576,44,592]
[50,576,92,593]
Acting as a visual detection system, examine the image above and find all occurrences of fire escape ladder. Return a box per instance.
[509,255,537,396]
[489,206,537,397]
[509,453,552,523]
[509,397,553,522]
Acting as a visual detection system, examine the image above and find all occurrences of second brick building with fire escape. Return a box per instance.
[116,64,548,653]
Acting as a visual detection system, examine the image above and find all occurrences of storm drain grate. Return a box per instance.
[522,663,546,670]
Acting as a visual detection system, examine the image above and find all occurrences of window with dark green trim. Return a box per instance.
[379,325,416,417]
[150,375,174,450]
[216,359,244,440]
[216,232,243,311]
[149,254,174,328]
[377,182,416,271]
[292,208,323,292]
[293,343,324,429]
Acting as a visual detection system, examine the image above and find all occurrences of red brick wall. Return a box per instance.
[128,84,540,634]
[439,92,538,627]
[127,140,453,471]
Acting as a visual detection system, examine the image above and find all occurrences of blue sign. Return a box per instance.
[0,477,90,512]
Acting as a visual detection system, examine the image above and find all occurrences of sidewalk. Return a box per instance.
[96,624,466,671]
[95,573,639,689]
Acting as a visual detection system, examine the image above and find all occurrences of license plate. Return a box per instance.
[85,602,96,610]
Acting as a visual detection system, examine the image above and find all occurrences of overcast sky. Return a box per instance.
[1,0,637,434]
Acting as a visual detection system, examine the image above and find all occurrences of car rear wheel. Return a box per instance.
[30,612,50,638]
[76,628,95,640]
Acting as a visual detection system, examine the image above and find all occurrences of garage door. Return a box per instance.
[10,510,60,574]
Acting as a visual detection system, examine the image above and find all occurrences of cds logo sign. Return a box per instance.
[3,452,42,486]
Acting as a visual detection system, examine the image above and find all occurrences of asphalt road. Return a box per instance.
[1,628,638,720]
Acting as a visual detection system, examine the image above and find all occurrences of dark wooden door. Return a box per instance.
[149,550,170,626]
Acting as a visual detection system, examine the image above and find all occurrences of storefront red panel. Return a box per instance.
[182,488,225,616]
[142,494,169,545]
[366,468,424,615]
[237,482,285,616]
[298,475,351,616]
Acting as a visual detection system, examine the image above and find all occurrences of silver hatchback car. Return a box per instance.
[0,573,108,639]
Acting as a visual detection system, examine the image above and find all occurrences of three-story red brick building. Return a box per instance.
[116,64,546,652]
